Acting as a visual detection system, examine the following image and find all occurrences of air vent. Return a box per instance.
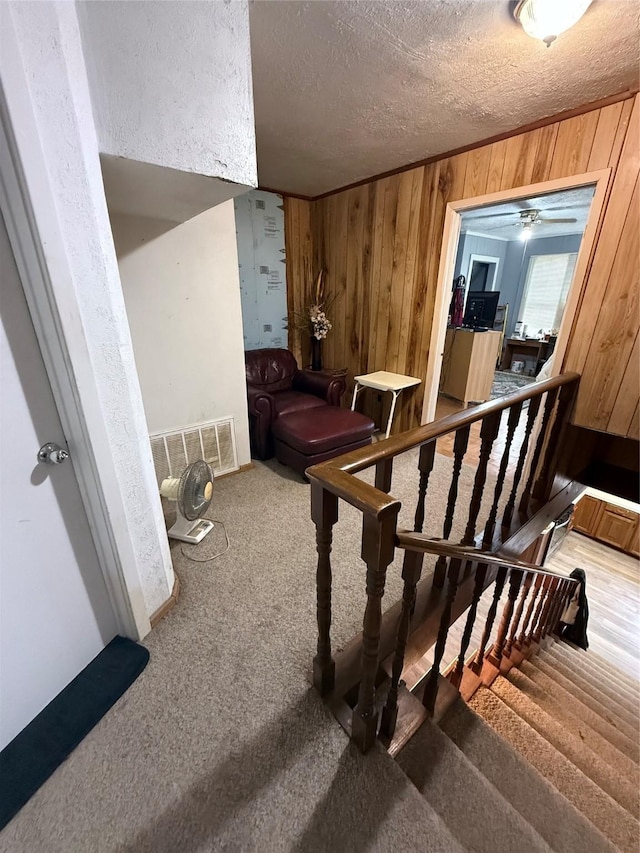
[149,417,239,486]
[255,199,266,210]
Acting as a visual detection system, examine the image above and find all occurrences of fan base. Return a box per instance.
[167,518,214,544]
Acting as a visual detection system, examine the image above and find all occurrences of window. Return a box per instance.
[519,253,577,334]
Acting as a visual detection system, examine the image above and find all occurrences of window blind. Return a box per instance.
[520,253,577,334]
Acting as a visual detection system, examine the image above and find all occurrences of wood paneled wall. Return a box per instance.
[284,95,639,436]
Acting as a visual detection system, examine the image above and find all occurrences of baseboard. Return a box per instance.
[150,572,181,628]
[215,462,254,481]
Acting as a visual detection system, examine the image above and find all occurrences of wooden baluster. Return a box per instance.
[532,383,578,501]
[519,388,559,514]
[489,570,523,665]
[472,565,508,673]
[503,571,532,658]
[380,442,436,737]
[423,558,462,713]
[543,579,565,637]
[311,485,339,695]
[533,576,555,643]
[543,578,563,638]
[433,425,470,588]
[547,579,567,634]
[517,573,543,648]
[501,396,542,530]
[375,458,393,494]
[483,403,522,548]
[462,412,502,546]
[451,562,487,687]
[528,576,551,644]
[352,511,398,753]
[414,441,436,534]
[540,578,559,639]
[380,551,421,737]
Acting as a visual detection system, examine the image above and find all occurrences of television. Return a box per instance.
[463,290,500,330]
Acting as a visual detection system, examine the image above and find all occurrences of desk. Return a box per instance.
[501,337,554,373]
[351,371,421,438]
[439,329,501,405]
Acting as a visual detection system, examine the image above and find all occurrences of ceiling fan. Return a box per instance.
[484,208,578,233]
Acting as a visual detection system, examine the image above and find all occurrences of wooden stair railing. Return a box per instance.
[307,373,580,753]
[392,535,578,714]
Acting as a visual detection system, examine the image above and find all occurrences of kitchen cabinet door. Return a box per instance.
[573,495,603,536]
[595,504,638,551]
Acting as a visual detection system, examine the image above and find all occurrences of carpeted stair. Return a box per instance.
[397,638,639,853]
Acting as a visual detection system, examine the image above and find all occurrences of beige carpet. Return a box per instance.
[466,640,640,853]
[3,449,635,852]
[0,451,489,853]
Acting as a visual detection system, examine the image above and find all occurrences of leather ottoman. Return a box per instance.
[272,407,375,476]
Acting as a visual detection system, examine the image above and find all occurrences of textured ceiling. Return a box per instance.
[249,1,639,197]
[461,185,596,239]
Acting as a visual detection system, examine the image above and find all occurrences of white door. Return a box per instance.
[0,211,118,749]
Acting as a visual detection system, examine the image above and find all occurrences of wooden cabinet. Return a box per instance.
[573,495,602,534]
[440,329,501,405]
[573,494,639,556]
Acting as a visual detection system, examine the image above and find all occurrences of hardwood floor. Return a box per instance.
[545,531,640,680]
[404,530,640,687]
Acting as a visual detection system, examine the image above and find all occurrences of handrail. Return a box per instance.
[307,372,580,519]
[309,370,581,754]
[395,532,579,585]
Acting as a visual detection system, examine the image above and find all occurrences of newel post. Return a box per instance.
[311,484,339,696]
[353,509,399,753]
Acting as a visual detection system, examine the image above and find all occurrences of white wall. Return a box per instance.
[1,1,174,630]
[78,0,256,188]
[234,190,288,350]
[111,203,252,466]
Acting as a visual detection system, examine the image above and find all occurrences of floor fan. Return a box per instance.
[160,460,215,544]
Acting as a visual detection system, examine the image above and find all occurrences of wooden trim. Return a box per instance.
[421,204,461,423]
[150,572,181,628]
[421,169,610,427]
[257,184,314,202]
[312,90,637,201]
[215,461,254,481]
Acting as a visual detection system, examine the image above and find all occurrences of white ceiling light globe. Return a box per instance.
[514,0,594,46]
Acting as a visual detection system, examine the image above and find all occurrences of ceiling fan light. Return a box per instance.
[514,0,593,45]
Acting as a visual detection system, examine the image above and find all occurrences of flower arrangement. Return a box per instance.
[287,268,337,341]
[285,268,337,370]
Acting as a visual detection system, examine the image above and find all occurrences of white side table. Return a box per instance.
[351,371,421,438]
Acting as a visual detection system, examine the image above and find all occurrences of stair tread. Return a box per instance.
[543,645,640,715]
[468,687,639,853]
[532,655,639,741]
[520,658,640,764]
[492,674,639,815]
[440,699,617,853]
[560,644,640,691]
[538,650,640,736]
[505,666,640,785]
[397,710,552,853]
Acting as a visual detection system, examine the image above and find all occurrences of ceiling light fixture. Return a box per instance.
[514,0,593,46]
[520,223,534,241]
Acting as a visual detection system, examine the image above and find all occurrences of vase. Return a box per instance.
[311,336,323,371]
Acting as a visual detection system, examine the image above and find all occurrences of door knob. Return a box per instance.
[37,442,69,464]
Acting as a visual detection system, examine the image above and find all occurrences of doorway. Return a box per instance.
[422,170,611,423]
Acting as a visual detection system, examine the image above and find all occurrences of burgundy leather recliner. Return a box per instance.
[245,348,346,460]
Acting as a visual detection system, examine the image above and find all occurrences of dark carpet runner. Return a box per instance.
[0,635,149,829]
